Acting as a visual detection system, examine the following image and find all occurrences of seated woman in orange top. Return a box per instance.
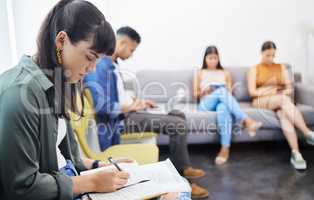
[247,41,314,170]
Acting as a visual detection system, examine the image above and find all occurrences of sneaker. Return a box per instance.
[290,151,307,170]
[306,131,314,146]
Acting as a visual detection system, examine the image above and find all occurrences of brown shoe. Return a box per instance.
[183,167,205,179]
[191,183,209,199]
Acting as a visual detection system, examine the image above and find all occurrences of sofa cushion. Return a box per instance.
[157,102,314,132]
[297,104,314,126]
[227,67,251,102]
[157,129,287,145]
[182,103,281,131]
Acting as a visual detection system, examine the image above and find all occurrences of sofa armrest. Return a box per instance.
[295,83,314,107]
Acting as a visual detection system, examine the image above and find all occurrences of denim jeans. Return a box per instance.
[178,191,192,199]
[198,87,248,147]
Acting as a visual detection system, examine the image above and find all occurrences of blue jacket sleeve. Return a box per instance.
[84,61,122,119]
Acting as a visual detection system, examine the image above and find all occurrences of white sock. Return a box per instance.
[292,149,300,154]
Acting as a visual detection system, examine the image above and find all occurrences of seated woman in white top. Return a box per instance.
[193,46,262,165]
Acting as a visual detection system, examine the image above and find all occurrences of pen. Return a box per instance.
[118,179,150,190]
[108,157,122,171]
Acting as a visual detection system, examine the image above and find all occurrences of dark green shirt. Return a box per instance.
[0,55,86,200]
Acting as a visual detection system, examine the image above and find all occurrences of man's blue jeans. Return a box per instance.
[198,87,248,147]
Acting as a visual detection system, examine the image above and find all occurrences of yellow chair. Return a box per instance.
[121,131,157,144]
[70,90,159,165]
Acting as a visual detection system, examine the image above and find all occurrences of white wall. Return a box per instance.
[102,0,314,81]
[1,0,314,81]
[0,0,56,73]
[12,0,56,60]
[0,0,13,73]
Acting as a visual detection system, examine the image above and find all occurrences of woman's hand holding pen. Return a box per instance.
[91,170,130,192]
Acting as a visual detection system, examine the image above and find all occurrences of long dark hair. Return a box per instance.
[201,45,223,70]
[261,41,277,52]
[35,0,116,119]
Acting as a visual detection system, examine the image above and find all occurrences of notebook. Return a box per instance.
[81,159,191,200]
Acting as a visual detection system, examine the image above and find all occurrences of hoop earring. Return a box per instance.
[56,49,62,65]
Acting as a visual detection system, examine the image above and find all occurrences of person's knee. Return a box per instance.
[270,95,285,109]
[168,109,186,119]
[166,116,187,135]
[282,95,292,106]
[217,87,229,98]
[274,95,290,106]
[216,103,229,113]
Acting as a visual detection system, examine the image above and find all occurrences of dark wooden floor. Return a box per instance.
[159,141,314,200]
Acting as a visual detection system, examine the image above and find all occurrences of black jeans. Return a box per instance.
[123,110,191,171]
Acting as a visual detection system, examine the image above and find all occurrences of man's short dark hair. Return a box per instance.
[117,26,141,44]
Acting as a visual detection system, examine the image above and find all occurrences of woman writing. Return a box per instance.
[0,1,129,199]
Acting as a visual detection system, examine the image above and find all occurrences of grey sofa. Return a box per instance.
[127,66,314,145]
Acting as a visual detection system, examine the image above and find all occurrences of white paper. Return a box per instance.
[84,159,191,200]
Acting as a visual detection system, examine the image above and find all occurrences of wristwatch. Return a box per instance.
[92,160,101,169]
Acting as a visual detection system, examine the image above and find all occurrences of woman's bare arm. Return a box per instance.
[193,70,202,99]
[278,64,293,96]
[225,70,232,92]
[193,70,212,99]
[247,67,259,97]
